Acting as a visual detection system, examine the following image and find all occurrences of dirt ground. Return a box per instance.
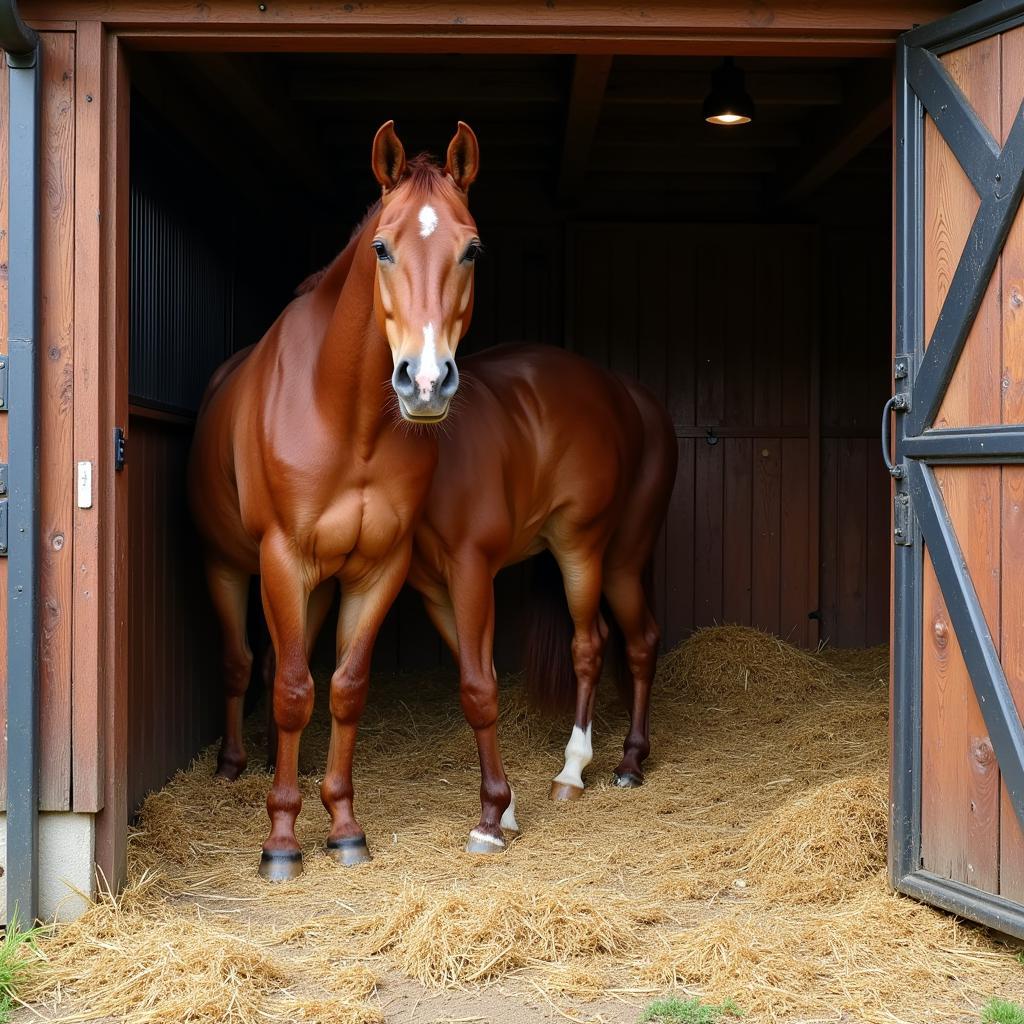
[13,628,1024,1024]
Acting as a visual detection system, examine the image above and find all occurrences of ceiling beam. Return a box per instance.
[291,68,563,105]
[558,55,613,199]
[772,62,892,206]
[605,70,844,106]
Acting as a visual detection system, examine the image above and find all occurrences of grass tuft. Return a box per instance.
[983,997,1024,1024]
[640,995,743,1023]
[0,916,42,1023]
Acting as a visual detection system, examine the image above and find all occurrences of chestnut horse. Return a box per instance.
[188,121,482,880]
[409,344,677,853]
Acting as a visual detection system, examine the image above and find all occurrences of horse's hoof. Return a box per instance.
[549,781,585,801]
[258,848,303,882]
[465,829,507,854]
[325,835,372,866]
[214,759,245,782]
[612,770,644,789]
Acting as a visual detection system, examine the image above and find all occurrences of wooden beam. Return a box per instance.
[559,55,612,199]
[773,61,892,206]
[22,1,965,58]
[183,54,335,199]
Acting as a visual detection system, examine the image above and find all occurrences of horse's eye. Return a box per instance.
[462,241,482,263]
[372,240,392,262]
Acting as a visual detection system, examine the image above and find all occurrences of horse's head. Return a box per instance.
[370,120,480,424]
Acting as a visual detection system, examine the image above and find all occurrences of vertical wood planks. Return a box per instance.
[751,439,782,636]
[71,21,106,813]
[126,415,221,815]
[563,223,825,649]
[1000,22,1024,902]
[920,37,1002,891]
[38,32,76,811]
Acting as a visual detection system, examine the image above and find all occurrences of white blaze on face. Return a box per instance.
[415,322,441,400]
[553,723,593,790]
[418,204,439,239]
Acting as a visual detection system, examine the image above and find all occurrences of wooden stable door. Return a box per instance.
[892,0,1024,937]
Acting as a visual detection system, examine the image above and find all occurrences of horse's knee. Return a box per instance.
[460,670,498,730]
[571,627,604,683]
[272,662,314,731]
[625,639,656,680]
[329,666,368,722]
[223,645,253,698]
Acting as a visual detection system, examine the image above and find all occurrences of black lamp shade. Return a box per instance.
[703,57,755,125]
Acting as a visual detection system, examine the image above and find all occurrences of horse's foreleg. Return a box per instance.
[206,562,253,781]
[264,580,335,769]
[450,559,514,853]
[258,536,313,882]
[321,552,408,866]
[603,569,659,788]
[550,547,607,801]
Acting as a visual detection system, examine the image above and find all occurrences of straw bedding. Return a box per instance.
[15,625,1024,1023]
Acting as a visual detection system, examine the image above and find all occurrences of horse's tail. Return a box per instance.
[525,551,576,715]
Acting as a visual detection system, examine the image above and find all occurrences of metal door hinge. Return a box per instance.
[894,491,915,547]
[114,426,127,472]
[0,463,8,556]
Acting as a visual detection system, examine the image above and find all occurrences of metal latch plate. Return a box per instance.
[894,491,914,547]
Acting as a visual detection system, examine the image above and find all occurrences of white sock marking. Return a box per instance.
[415,322,440,399]
[553,723,593,790]
[418,204,438,238]
[468,828,504,848]
[500,788,519,833]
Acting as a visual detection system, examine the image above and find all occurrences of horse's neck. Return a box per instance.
[311,234,394,438]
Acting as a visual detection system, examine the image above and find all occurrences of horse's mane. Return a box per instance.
[294,154,448,297]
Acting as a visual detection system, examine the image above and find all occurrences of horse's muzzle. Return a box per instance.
[392,355,459,422]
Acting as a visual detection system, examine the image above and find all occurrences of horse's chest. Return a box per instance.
[311,482,415,570]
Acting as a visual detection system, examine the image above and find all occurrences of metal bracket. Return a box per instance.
[0,463,8,555]
[0,353,9,412]
[894,491,915,547]
[114,426,127,472]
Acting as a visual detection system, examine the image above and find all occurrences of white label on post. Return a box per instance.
[77,461,93,509]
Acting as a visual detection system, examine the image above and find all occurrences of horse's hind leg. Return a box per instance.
[603,567,659,787]
[549,545,608,801]
[206,562,253,781]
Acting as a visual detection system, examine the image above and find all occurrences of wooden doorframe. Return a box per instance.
[50,0,955,888]
[24,0,964,55]
[71,20,130,886]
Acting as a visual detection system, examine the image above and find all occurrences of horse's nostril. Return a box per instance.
[392,359,416,398]
[438,357,459,399]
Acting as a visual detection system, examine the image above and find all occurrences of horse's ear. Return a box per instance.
[444,122,479,191]
[371,120,407,192]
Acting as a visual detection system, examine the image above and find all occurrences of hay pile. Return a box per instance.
[17,626,1024,1024]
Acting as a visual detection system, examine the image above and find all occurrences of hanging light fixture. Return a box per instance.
[703,57,755,125]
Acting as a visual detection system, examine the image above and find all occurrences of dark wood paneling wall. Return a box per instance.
[127,413,220,814]
[819,228,892,647]
[569,224,822,650]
